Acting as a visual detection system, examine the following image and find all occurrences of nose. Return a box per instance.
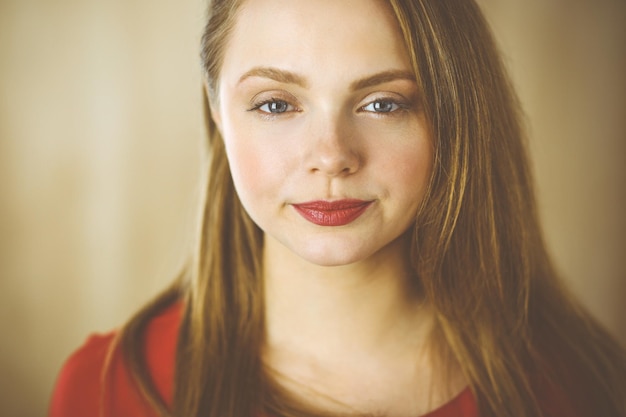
[304,116,361,177]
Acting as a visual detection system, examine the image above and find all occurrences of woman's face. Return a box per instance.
[213,0,433,267]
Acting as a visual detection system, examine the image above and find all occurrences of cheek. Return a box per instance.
[374,130,433,201]
[221,111,303,205]
[395,148,432,192]
[220,112,262,199]
[225,140,266,204]
[223,129,290,212]
[226,146,262,198]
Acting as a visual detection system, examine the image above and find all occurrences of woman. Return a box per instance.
[49,0,626,416]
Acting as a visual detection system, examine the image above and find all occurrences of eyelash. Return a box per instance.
[248,98,298,116]
[359,98,410,115]
[247,97,410,118]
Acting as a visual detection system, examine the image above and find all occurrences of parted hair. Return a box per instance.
[117,1,626,417]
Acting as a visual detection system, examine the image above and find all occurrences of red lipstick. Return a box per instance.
[292,199,373,226]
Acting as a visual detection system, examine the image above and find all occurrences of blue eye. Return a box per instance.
[257,99,292,114]
[362,99,402,113]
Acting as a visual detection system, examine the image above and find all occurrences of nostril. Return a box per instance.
[304,121,362,176]
[310,152,360,177]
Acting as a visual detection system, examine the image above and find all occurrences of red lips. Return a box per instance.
[292,199,373,226]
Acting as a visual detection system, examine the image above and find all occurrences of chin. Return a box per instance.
[302,254,361,268]
[295,241,377,267]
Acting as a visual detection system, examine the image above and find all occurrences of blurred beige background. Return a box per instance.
[0,1,624,416]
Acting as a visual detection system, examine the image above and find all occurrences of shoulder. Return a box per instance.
[535,376,619,417]
[423,387,478,417]
[48,331,117,417]
[48,302,182,417]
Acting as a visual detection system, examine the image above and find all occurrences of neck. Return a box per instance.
[262,234,431,358]
[260,234,468,416]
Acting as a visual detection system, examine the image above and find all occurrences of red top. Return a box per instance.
[48,303,574,417]
[49,303,181,417]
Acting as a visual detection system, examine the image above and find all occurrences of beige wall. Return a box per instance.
[0,1,205,415]
[0,1,624,416]
[480,0,626,339]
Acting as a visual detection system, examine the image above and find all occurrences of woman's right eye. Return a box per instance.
[252,99,294,114]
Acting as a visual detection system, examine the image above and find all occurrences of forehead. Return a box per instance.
[219,0,412,86]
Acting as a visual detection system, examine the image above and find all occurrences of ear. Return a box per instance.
[203,79,223,133]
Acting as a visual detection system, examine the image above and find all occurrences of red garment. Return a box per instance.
[49,303,181,417]
[48,302,476,417]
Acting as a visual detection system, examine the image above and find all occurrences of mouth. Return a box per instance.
[291,199,374,227]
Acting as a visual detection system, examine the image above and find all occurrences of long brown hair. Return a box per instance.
[118,1,626,416]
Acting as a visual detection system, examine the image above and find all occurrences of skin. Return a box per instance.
[213,0,432,269]
[211,0,465,414]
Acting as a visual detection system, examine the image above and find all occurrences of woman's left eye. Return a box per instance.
[361,99,405,114]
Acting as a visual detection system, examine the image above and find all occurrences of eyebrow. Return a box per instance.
[238,67,308,88]
[237,67,416,91]
[350,69,416,91]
